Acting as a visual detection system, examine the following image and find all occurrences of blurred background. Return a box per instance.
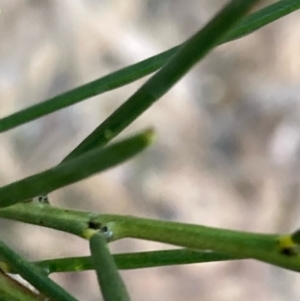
[1,0,300,300]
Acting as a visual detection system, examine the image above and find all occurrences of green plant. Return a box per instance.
[1,0,300,300]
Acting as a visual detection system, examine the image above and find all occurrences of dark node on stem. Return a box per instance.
[280,247,297,257]
[33,195,50,204]
[101,225,108,233]
[100,224,114,240]
[88,219,102,230]
[39,195,48,203]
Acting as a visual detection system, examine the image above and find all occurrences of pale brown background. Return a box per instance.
[1,0,300,300]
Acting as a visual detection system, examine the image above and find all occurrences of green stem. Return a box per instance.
[35,249,239,274]
[0,238,79,301]
[0,129,154,207]
[0,203,299,272]
[89,232,131,301]
[220,0,300,43]
[0,270,45,301]
[63,0,261,160]
[0,0,299,133]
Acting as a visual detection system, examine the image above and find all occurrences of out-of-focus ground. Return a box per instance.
[1,0,300,300]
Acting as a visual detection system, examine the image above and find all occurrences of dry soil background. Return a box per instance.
[1,0,300,300]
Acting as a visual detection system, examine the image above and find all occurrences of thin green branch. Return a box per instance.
[0,238,79,301]
[1,0,299,133]
[0,270,45,301]
[0,203,299,273]
[0,129,154,208]
[89,232,131,301]
[63,0,261,161]
[221,0,300,42]
[34,249,240,275]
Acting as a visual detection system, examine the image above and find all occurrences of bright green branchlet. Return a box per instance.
[0,129,154,207]
[34,249,239,274]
